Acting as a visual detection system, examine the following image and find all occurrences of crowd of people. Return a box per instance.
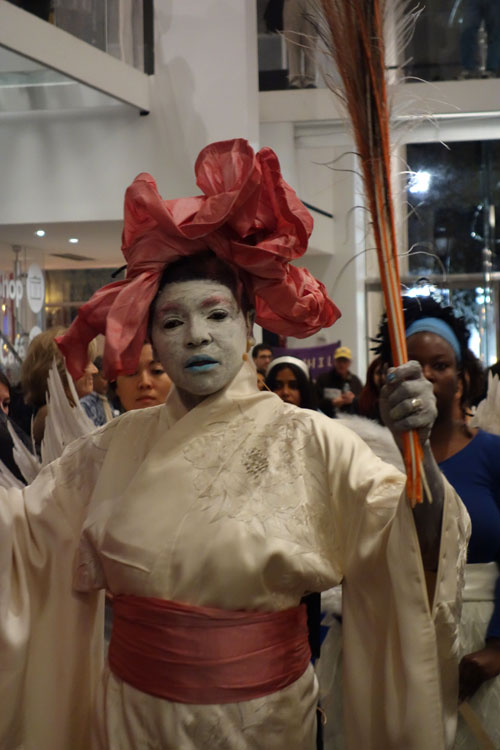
[0,139,496,750]
[252,340,364,417]
[252,296,500,749]
[0,328,362,477]
[0,289,497,750]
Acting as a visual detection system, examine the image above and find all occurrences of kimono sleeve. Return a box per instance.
[320,420,469,750]
[0,427,113,750]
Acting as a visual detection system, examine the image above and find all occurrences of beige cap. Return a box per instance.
[334,346,352,360]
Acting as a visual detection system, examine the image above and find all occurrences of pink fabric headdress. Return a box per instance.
[57,138,340,379]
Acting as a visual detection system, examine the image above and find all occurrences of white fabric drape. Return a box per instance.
[0,360,469,749]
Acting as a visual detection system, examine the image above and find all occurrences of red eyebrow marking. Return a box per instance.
[156,302,180,315]
[201,295,232,308]
[156,295,233,316]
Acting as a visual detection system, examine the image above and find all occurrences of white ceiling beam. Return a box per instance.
[0,2,150,112]
[260,79,500,127]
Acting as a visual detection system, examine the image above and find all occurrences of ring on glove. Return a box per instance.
[409,397,423,414]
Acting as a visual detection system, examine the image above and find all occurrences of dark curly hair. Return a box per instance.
[356,356,383,421]
[373,296,484,414]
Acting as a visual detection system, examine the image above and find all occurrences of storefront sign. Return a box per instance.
[26,264,45,314]
[0,276,23,305]
[0,264,45,313]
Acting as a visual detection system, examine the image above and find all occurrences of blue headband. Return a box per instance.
[406,317,462,363]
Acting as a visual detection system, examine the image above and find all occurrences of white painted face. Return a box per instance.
[151,280,250,408]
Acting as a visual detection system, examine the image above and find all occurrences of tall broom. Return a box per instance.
[317,0,424,505]
[315,9,498,746]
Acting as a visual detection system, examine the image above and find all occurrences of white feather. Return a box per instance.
[0,459,25,489]
[7,421,40,484]
[336,414,405,473]
[470,372,500,435]
[0,361,97,488]
[41,360,95,467]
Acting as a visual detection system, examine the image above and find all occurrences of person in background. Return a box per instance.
[252,342,274,371]
[315,346,363,417]
[0,372,11,416]
[74,359,98,400]
[20,327,97,445]
[376,295,499,749]
[80,356,117,427]
[266,355,317,409]
[111,342,171,413]
[0,370,31,483]
[283,0,318,88]
[352,356,384,424]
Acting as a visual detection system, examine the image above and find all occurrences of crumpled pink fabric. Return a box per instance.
[57,138,340,379]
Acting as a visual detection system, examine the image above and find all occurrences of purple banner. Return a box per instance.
[271,341,341,380]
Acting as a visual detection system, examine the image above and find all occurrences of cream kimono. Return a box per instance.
[0,360,469,750]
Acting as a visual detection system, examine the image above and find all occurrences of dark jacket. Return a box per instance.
[315,369,363,418]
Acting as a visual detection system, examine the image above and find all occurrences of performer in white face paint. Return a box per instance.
[151,279,252,408]
[1,139,468,750]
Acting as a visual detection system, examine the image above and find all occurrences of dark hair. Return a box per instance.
[265,362,317,410]
[252,343,273,359]
[374,296,484,414]
[356,356,382,421]
[94,355,104,371]
[148,251,253,339]
[157,250,251,309]
[21,326,68,408]
[0,370,11,398]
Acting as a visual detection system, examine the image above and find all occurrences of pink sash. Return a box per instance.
[109,594,311,704]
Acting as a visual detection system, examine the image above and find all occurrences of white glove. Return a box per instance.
[379,361,444,570]
[379,361,437,447]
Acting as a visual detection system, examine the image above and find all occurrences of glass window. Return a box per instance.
[407,140,500,277]
[44,267,123,328]
[405,0,500,81]
[374,139,500,365]
[6,0,151,72]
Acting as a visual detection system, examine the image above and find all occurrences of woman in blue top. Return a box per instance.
[376,296,500,749]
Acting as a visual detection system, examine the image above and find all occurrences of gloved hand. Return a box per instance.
[379,361,437,447]
[379,361,443,571]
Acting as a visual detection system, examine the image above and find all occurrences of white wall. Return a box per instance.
[0,0,259,225]
[258,125,369,379]
[296,147,367,379]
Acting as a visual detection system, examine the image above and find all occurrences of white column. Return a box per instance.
[286,144,368,381]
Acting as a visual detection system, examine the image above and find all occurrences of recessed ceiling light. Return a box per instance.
[68,237,79,244]
[34,229,46,237]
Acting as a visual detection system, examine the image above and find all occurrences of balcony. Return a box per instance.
[0,1,151,114]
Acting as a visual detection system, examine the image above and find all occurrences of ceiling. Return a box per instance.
[0,220,124,271]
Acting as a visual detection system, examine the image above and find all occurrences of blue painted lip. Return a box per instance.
[185,355,219,373]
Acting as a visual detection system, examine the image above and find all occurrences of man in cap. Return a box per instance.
[315,345,363,417]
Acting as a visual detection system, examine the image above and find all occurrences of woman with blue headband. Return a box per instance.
[376,295,500,749]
